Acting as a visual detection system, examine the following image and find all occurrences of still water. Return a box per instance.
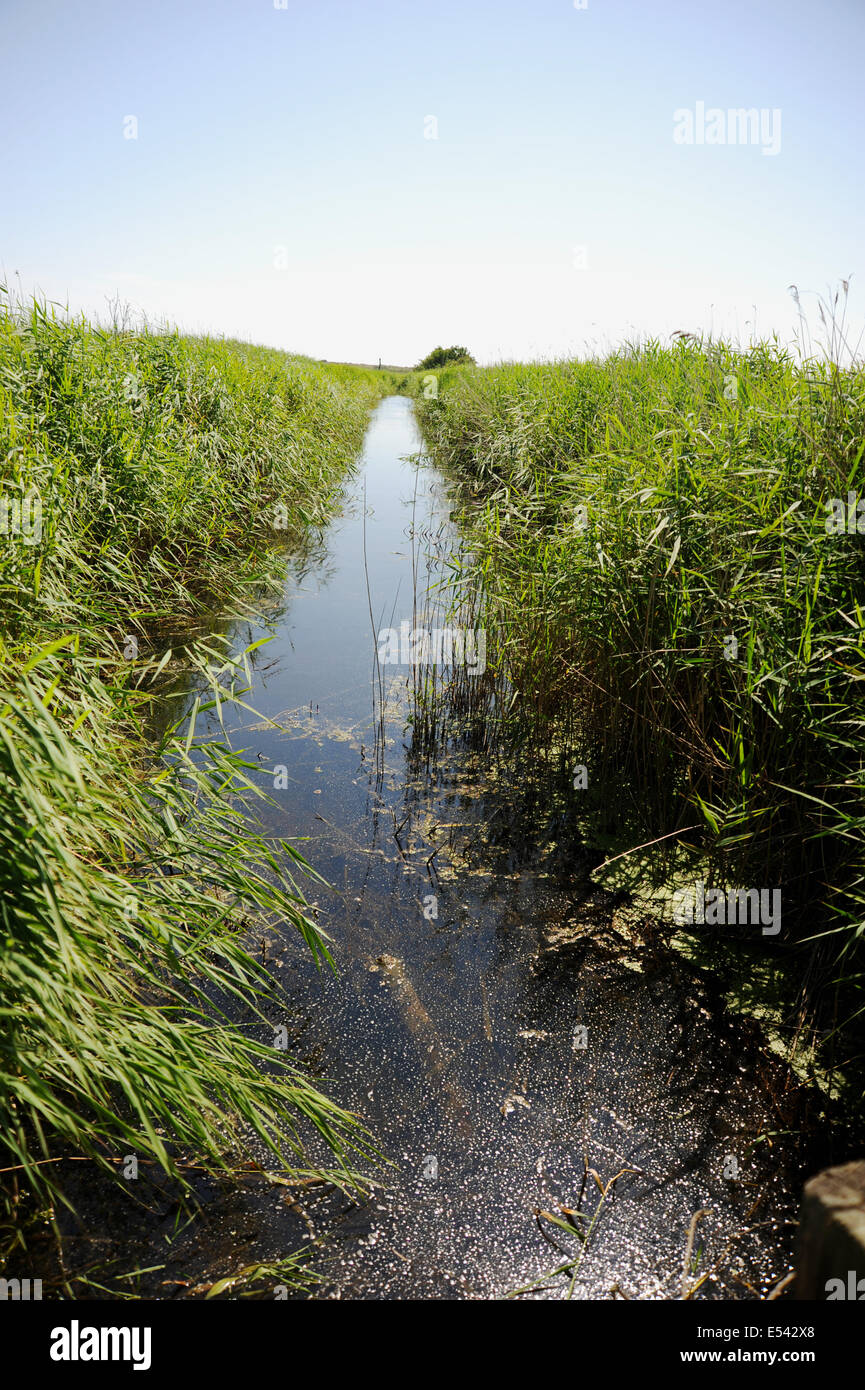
[163,395,813,1299]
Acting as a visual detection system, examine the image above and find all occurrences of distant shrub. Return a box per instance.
[415,345,475,370]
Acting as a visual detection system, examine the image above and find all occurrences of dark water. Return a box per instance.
[136,396,820,1300]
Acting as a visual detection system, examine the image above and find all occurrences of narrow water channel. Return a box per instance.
[156,396,816,1299]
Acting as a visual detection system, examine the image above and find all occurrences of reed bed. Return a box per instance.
[0,292,387,1276]
[413,325,865,1062]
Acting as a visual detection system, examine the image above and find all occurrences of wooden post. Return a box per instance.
[795,1160,865,1299]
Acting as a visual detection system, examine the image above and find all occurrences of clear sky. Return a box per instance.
[1,0,862,364]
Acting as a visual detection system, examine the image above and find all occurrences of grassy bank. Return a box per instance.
[0,293,387,1284]
[413,338,865,1079]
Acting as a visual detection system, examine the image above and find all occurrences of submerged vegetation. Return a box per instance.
[0,292,387,1284]
[413,325,865,1084]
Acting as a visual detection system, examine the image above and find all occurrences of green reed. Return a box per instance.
[0,291,387,1270]
[413,324,865,1059]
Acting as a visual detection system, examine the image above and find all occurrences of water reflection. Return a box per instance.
[124,397,827,1299]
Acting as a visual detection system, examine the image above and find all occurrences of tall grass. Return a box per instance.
[413,328,865,1066]
[0,292,386,1276]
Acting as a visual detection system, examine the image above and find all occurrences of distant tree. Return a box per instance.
[415,345,475,370]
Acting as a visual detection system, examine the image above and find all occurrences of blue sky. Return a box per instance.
[1,0,862,363]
